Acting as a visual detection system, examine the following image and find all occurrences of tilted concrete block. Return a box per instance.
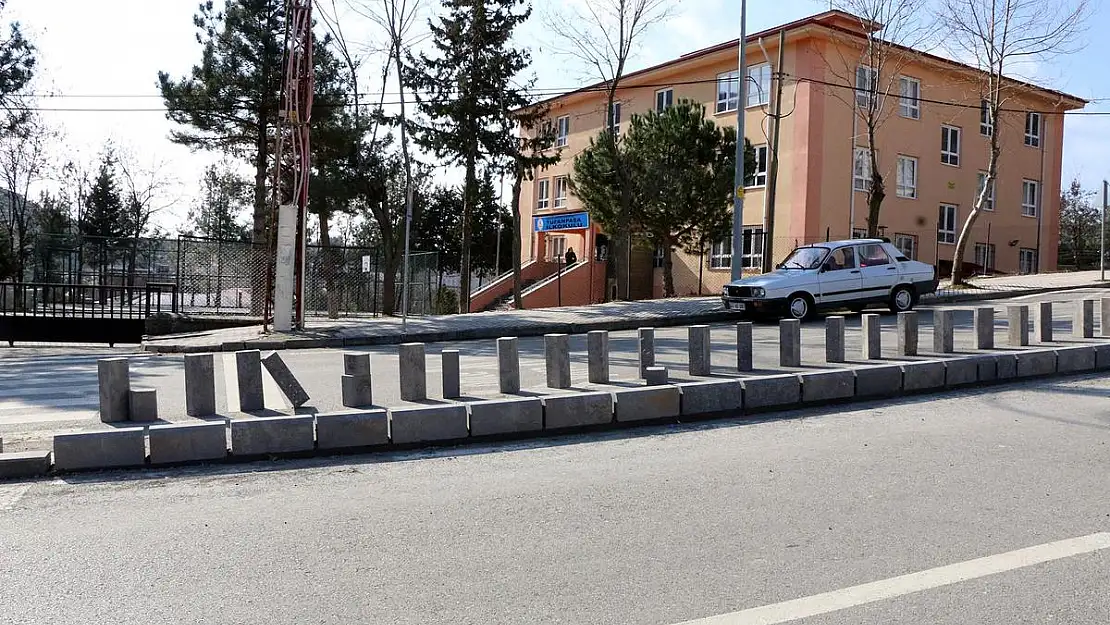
[316,410,388,449]
[1055,345,1097,374]
[149,422,228,465]
[854,364,903,399]
[1015,349,1057,378]
[0,450,52,480]
[468,398,543,436]
[741,375,801,411]
[901,361,946,392]
[799,370,855,403]
[614,386,681,423]
[230,415,315,456]
[262,351,310,408]
[677,379,742,417]
[542,391,613,430]
[389,404,468,444]
[53,429,146,471]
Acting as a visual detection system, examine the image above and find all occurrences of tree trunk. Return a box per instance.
[250,112,269,315]
[662,240,675,298]
[318,210,339,319]
[460,150,476,313]
[511,167,524,310]
[379,203,397,316]
[866,130,885,237]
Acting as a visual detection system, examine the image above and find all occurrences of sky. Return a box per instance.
[7,0,1110,233]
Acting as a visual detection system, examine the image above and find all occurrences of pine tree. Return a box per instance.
[80,151,128,280]
[0,0,35,131]
[185,162,251,241]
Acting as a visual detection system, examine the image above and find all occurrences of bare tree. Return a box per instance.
[0,111,54,280]
[938,0,1089,284]
[545,0,675,300]
[820,0,934,237]
[116,149,179,286]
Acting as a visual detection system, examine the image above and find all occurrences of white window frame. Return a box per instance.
[852,228,869,239]
[652,245,665,268]
[896,155,918,199]
[607,102,622,135]
[941,125,961,166]
[853,147,872,192]
[1025,112,1042,147]
[974,242,996,273]
[898,76,920,119]
[980,100,993,137]
[741,227,764,269]
[1019,248,1038,274]
[546,235,566,262]
[894,233,918,259]
[655,88,673,112]
[747,63,772,107]
[1022,179,1039,217]
[553,176,568,209]
[855,65,877,108]
[536,178,550,211]
[716,70,740,114]
[938,204,957,244]
[750,144,769,187]
[555,115,569,148]
[977,172,995,211]
[709,237,732,269]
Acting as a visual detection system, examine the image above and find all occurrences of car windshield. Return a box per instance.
[780,246,829,270]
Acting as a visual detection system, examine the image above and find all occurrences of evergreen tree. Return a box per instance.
[185,161,251,241]
[80,152,126,241]
[1058,178,1099,269]
[407,0,533,312]
[0,0,35,131]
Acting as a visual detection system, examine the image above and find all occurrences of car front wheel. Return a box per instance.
[889,285,915,313]
[786,292,814,320]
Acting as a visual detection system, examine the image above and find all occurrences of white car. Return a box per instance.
[721,239,938,320]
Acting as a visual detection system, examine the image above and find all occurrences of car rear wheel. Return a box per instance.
[889,285,915,313]
[786,292,814,320]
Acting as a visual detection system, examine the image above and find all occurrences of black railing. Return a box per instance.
[0,282,178,319]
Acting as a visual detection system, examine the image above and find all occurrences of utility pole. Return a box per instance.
[731,0,747,282]
[1102,180,1107,282]
[761,29,786,274]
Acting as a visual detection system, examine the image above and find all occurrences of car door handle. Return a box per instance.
[886,266,896,271]
[850,270,860,274]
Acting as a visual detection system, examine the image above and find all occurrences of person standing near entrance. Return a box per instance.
[564,247,577,267]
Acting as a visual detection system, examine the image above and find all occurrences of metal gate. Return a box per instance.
[0,282,177,346]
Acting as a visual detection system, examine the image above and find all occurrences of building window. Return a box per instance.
[554,176,568,209]
[546,235,566,261]
[655,88,673,112]
[853,147,872,192]
[855,65,877,108]
[1022,179,1039,217]
[976,172,995,211]
[852,228,869,239]
[607,102,622,135]
[751,144,769,187]
[747,63,772,107]
[709,237,731,269]
[941,125,961,166]
[536,178,550,210]
[1019,248,1038,274]
[938,204,957,244]
[555,116,569,147]
[898,76,920,119]
[652,245,665,268]
[710,227,764,269]
[716,70,740,113]
[1025,112,1041,147]
[974,242,996,273]
[980,100,993,137]
[894,233,918,259]
[896,155,917,198]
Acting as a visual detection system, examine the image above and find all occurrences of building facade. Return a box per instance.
[514,10,1086,304]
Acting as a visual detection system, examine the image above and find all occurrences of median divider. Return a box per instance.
[469,398,543,437]
[677,379,742,417]
[853,364,903,399]
[614,386,681,423]
[799,370,855,403]
[316,410,389,450]
[230,415,315,456]
[149,422,228,465]
[389,404,468,444]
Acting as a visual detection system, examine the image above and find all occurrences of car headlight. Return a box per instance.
[752,287,765,298]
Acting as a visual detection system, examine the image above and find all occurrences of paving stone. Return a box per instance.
[316,410,388,449]
[677,380,742,417]
[799,370,855,403]
[741,375,801,411]
[614,386,681,422]
[469,398,543,436]
[230,415,315,455]
[389,404,468,444]
[53,429,146,471]
[542,392,613,430]
[149,422,228,465]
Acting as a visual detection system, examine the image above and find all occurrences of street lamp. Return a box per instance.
[731,0,747,282]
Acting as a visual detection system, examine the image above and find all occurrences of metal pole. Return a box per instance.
[761,29,786,274]
[1102,180,1107,281]
[731,0,747,282]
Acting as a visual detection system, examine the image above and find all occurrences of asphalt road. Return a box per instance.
[1,288,1108,452]
[1,373,1108,624]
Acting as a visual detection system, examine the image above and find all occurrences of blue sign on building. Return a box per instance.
[534,212,590,232]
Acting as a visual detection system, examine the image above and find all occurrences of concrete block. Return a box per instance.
[0,450,51,479]
[316,410,388,449]
[389,404,468,444]
[678,380,742,417]
[799,369,855,403]
[545,334,571,389]
[854,364,903,399]
[645,366,669,386]
[897,311,919,356]
[779,319,801,367]
[901,361,946,392]
[587,330,609,384]
[1095,343,1110,370]
[230,415,315,455]
[53,429,146,471]
[235,350,264,411]
[261,352,310,408]
[469,398,543,436]
[614,386,681,422]
[638,327,655,378]
[932,310,954,354]
[1055,345,1097,374]
[1074,299,1095,338]
[149,422,228,464]
[97,357,130,423]
[1037,302,1054,343]
[441,350,461,399]
[183,353,216,417]
[1102,298,1110,338]
[1016,349,1056,378]
[1007,305,1030,347]
[944,357,978,387]
[542,392,613,429]
[128,388,158,422]
[973,354,999,382]
[995,353,1018,380]
[343,352,371,377]
[737,322,754,372]
[825,316,845,363]
[398,343,427,402]
[688,325,711,376]
[341,374,373,408]
[973,306,995,349]
[742,375,801,411]
[497,337,520,394]
[862,314,881,360]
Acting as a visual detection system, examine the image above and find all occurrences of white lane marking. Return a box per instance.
[222,353,240,412]
[673,532,1110,625]
[261,363,290,410]
[221,353,288,412]
[0,484,31,511]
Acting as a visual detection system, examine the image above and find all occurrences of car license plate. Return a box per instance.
[734,303,746,311]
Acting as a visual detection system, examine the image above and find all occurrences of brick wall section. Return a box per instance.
[521,260,607,309]
[469,260,557,312]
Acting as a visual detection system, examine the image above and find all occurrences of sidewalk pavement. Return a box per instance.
[142,270,1108,354]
